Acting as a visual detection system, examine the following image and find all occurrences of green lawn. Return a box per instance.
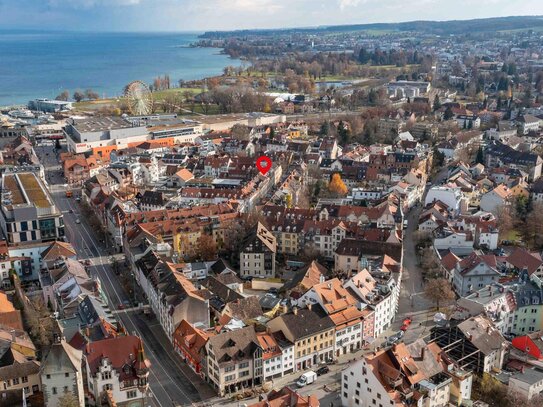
[151,87,202,100]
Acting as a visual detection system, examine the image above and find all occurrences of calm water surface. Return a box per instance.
[0,31,240,106]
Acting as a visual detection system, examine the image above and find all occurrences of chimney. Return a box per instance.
[486,326,491,334]
[293,306,299,316]
[420,347,425,360]
[282,303,288,314]
[319,274,325,284]
[307,303,313,311]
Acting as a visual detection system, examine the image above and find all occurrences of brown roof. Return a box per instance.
[41,241,77,261]
[458,315,506,355]
[441,251,461,271]
[506,248,543,275]
[173,320,210,364]
[86,335,149,379]
[223,296,264,321]
[206,325,260,364]
[248,386,319,407]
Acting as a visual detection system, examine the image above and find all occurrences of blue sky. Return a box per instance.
[1,0,543,31]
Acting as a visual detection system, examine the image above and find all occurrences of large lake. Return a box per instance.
[0,31,240,106]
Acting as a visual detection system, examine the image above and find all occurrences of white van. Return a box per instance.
[296,370,317,387]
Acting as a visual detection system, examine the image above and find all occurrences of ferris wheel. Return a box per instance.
[124,80,153,115]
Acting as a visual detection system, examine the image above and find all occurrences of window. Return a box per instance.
[64,373,69,378]
[344,383,348,389]
[12,378,19,385]
[103,384,113,391]
[225,365,235,373]
[64,386,68,392]
[225,374,235,382]
[239,362,249,369]
[127,390,137,399]
[52,387,57,395]
[46,374,51,380]
[377,393,381,399]
[239,370,250,377]
[344,392,348,398]
[102,371,112,380]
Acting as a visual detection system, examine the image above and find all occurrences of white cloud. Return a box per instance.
[47,0,142,8]
[337,0,363,10]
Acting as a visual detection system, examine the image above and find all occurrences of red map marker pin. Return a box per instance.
[256,156,272,175]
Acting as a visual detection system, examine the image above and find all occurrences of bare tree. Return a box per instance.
[424,278,455,310]
[58,392,80,407]
[55,90,70,101]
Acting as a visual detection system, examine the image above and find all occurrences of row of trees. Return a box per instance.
[55,89,99,102]
[357,47,430,68]
[151,74,171,91]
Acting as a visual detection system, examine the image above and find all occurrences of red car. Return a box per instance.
[400,317,413,331]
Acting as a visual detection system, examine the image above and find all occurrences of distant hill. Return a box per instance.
[200,15,543,38]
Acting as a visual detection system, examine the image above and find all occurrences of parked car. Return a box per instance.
[316,366,329,376]
[75,218,81,224]
[386,330,404,346]
[296,370,317,387]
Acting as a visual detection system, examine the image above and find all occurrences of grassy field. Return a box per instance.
[151,87,202,99]
[73,87,203,111]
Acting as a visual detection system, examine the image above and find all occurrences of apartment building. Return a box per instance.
[240,223,277,278]
[267,305,335,371]
[0,172,64,244]
[203,325,263,396]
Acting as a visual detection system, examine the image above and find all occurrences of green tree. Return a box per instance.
[320,121,330,136]
[475,147,484,164]
[368,88,378,105]
[443,106,454,120]
[358,47,371,64]
[432,147,445,170]
[433,94,441,111]
[337,121,351,145]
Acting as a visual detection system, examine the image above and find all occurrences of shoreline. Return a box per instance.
[0,33,242,108]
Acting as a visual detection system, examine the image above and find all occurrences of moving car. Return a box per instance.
[400,317,413,331]
[296,370,317,387]
[75,219,81,224]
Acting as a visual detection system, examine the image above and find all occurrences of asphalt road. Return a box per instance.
[36,143,210,407]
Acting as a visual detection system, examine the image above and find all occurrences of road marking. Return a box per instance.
[60,192,198,406]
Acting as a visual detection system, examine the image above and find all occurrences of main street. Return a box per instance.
[36,143,213,407]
